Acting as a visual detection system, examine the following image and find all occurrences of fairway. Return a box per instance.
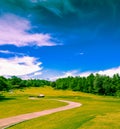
[0,99,81,128]
[0,87,119,129]
[0,87,68,119]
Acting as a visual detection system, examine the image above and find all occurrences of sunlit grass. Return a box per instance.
[6,86,120,129]
[80,113,120,129]
[0,87,67,119]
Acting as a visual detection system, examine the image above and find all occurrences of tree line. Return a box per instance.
[51,73,120,97]
[0,74,120,97]
[0,76,50,92]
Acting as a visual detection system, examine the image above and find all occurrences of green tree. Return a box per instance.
[93,74,104,94]
[9,76,22,88]
[0,76,10,91]
[85,74,95,93]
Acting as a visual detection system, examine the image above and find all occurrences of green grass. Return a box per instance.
[1,87,120,129]
[0,87,67,119]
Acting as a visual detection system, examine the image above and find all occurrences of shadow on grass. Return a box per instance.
[0,94,16,102]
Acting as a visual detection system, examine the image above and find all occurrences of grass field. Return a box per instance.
[1,86,120,129]
[0,87,67,119]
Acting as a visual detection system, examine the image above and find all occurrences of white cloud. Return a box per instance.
[0,14,57,47]
[61,70,78,77]
[1,58,119,80]
[19,71,43,80]
[0,50,13,54]
[79,66,120,77]
[75,52,84,56]
[79,52,84,55]
[0,56,42,76]
[38,70,80,81]
[97,66,120,77]
[0,50,24,55]
[78,66,120,77]
[51,70,92,80]
[79,71,92,77]
[33,71,42,76]
[37,66,120,81]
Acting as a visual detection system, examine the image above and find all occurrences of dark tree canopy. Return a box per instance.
[51,74,120,97]
[0,73,120,97]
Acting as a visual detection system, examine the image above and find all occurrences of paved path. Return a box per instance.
[0,100,82,129]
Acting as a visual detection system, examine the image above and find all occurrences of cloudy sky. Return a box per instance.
[0,0,120,80]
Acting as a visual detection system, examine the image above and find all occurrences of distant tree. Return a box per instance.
[112,74,120,96]
[50,81,56,88]
[93,74,104,94]
[69,77,77,90]
[9,76,22,87]
[86,74,95,93]
[0,76,10,91]
[19,80,27,88]
[102,76,111,95]
[1,73,120,97]
[82,77,87,92]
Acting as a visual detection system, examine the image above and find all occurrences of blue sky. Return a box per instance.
[0,0,120,80]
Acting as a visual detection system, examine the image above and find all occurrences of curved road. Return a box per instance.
[0,100,82,129]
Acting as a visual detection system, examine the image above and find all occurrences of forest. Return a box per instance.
[0,76,50,91]
[0,73,120,97]
[51,73,120,97]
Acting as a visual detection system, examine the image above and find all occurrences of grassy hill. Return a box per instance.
[1,87,120,129]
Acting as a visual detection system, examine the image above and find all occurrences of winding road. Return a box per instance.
[0,99,82,129]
